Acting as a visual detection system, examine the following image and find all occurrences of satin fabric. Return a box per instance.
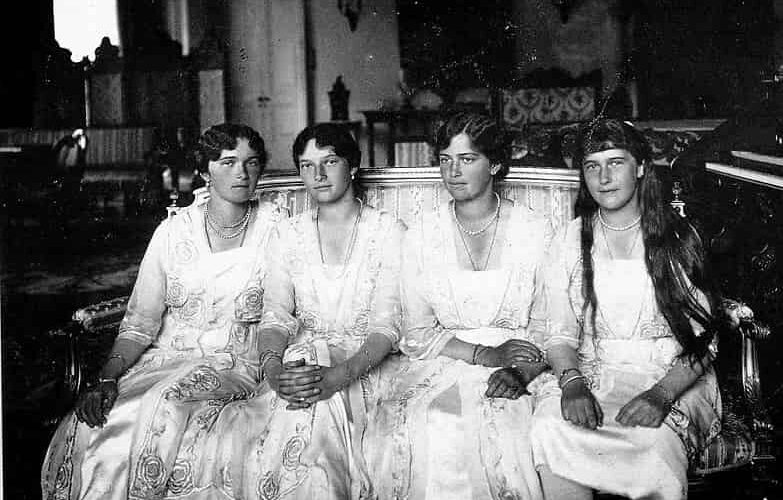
[530,218,722,500]
[42,202,281,500]
[366,202,552,500]
[209,207,404,500]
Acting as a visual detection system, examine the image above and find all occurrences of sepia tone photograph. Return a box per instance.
[1,0,782,498]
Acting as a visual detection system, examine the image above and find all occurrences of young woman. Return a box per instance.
[209,123,405,499]
[366,112,551,499]
[42,123,282,499]
[531,119,722,500]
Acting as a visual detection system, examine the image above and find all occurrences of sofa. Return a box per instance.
[48,164,774,494]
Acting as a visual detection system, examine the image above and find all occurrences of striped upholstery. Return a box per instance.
[257,167,579,233]
[0,127,156,167]
[693,406,755,474]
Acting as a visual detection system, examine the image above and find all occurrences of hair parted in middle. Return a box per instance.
[430,111,510,178]
[292,122,361,171]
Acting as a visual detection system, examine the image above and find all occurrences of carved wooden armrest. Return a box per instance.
[52,296,130,400]
[718,298,775,460]
[72,295,130,333]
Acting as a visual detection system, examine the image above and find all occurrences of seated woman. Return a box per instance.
[366,112,551,499]
[41,123,282,499]
[210,123,405,499]
[531,119,721,500]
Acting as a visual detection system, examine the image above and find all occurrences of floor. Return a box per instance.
[1,205,159,499]
[2,202,782,499]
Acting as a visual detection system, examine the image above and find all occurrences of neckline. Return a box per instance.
[199,201,260,255]
[308,206,374,272]
[444,199,515,271]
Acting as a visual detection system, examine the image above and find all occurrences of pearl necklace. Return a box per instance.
[205,203,253,239]
[316,198,363,268]
[602,223,641,260]
[597,209,641,232]
[456,213,499,271]
[452,192,501,237]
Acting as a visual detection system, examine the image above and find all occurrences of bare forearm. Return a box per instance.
[654,355,709,400]
[439,337,478,363]
[99,338,149,380]
[545,343,580,379]
[259,327,289,379]
[342,333,393,382]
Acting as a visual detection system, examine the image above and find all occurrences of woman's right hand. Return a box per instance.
[270,359,323,404]
[74,380,119,428]
[478,339,543,367]
[560,378,603,430]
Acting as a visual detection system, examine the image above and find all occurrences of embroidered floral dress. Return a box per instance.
[366,202,551,500]
[530,218,722,500]
[41,201,281,500]
[207,206,404,500]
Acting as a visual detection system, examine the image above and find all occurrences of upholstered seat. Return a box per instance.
[50,166,775,494]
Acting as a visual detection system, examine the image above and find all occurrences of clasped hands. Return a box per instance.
[481,339,548,400]
[561,378,674,430]
[269,359,347,410]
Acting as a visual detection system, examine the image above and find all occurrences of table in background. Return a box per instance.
[361,109,442,167]
[315,119,362,144]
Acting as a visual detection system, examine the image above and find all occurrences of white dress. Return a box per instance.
[530,218,722,500]
[207,206,405,500]
[42,201,281,500]
[366,201,552,500]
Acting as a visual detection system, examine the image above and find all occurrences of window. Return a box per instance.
[54,0,120,62]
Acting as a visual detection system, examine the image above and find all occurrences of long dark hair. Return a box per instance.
[574,119,717,361]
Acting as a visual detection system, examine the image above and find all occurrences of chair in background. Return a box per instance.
[51,128,89,218]
[494,67,602,130]
[494,68,602,169]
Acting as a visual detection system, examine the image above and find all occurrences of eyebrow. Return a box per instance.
[440,152,479,157]
[218,154,260,161]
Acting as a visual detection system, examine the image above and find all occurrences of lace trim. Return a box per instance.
[284,209,396,345]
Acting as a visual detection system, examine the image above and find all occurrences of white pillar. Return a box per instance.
[225,0,271,132]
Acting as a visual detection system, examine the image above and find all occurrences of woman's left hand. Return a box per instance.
[615,387,673,427]
[284,365,347,410]
[485,367,527,399]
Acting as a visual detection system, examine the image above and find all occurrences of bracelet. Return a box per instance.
[362,347,373,375]
[472,345,488,366]
[559,374,586,389]
[338,363,353,390]
[648,383,675,408]
[558,367,581,382]
[106,352,127,372]
[260,349,283,369]
[98,377,118,385]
